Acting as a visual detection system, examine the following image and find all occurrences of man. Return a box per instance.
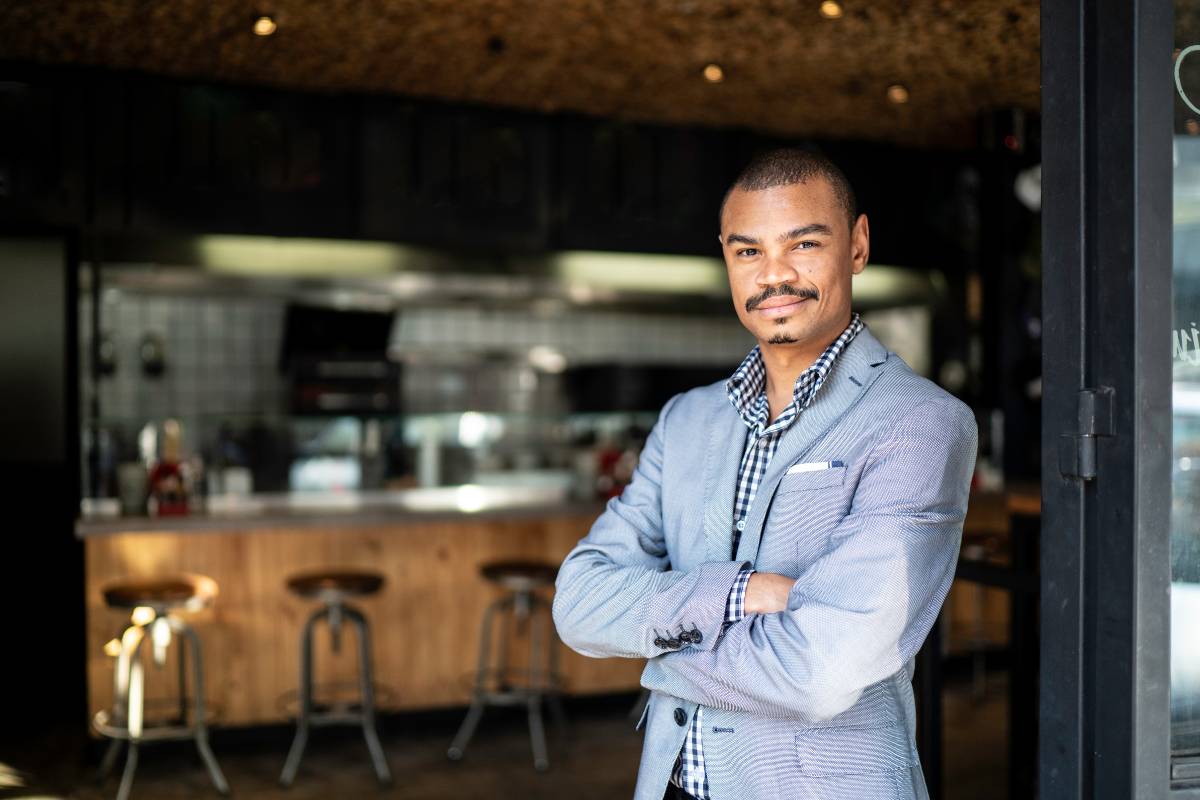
[552,148,977,800]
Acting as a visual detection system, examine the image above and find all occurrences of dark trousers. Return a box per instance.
[663,784,697,800]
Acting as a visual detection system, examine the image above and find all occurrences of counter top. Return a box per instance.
[77,486,605,537]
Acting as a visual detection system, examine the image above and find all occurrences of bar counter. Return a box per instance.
[79,488,1036,727]
[79,494,643,728]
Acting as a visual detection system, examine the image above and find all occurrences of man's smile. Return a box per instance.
[754,296,811,318]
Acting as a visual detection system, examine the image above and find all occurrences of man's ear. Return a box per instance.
[851,214,870,274]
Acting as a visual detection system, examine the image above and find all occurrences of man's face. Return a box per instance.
[719,178,869,350]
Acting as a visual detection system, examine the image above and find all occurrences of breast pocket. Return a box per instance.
[777,464,847,494]
[759,466,848,573]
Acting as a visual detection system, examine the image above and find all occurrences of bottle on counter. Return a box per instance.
[148,419,189,516]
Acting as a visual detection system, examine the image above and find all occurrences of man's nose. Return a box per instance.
[756,255,800,286]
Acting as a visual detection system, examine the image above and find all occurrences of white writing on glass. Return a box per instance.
[1174,323,1200,364]
[1177,45,1200,114]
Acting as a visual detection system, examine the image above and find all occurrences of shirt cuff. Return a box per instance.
[724,566,756,623]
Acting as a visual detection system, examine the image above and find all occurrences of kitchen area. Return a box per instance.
[75,233,937,726]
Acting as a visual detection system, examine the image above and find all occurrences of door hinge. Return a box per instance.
[1057,387,1114,481]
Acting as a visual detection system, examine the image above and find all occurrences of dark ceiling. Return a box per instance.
[0,0,1041,148]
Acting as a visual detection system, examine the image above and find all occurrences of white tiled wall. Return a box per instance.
[82,295,760,422]
[84,294,288,423]
[389,306,757,366]
[81,292,928,423]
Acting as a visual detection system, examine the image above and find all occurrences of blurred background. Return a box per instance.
[0,2,1047,799]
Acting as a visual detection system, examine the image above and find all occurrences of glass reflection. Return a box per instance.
[1173,6,1200,762]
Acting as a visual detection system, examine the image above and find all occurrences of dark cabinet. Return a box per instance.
[87,78,132,231]
[0,78,86,228]
[0,65,976,277]
[360,99,548,251]
[555,118,733,256]
[125,81,355,237]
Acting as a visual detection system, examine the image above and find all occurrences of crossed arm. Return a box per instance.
[552,394,752,660]
[553,394,977,725]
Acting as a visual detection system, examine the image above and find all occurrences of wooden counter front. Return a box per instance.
[84,511,644,727]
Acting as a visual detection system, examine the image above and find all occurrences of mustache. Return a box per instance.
[744,285,819,313]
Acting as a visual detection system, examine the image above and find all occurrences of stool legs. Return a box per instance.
[447,596,504,761]
[447,590,563,771]
[98,615,228,800]
[446,702,485,761]
[98,737,124,780]
[526,597,550,770]
[349,606,392,784]
[527,697,549,771]
[98,624,144,782]
[174,619,229,795]
[106,624,144,800]
[116,645,145,800]
[280,601,391,787]
[279,610,317,787]
[116,741,139,800]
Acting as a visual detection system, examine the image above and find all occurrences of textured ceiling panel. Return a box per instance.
[0,0,1040,147]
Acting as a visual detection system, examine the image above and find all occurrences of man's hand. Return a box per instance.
[744,572,797,615]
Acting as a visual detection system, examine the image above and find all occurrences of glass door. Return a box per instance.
[1173,7,1200,786]
[1041,0,1182,797]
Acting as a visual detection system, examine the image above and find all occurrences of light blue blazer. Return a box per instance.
[552,328,978,800]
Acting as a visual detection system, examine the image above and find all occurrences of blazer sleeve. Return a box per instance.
[552,393,750,660]
[639,395,978,723]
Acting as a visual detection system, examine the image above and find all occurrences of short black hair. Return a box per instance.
[720,148,858,231]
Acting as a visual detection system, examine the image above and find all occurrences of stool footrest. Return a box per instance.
[474,690,562,707]
[93,710,208,743]
[468,667,565,695]
[307,710,369,727]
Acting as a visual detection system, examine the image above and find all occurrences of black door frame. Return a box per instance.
[1040,0,1184,797]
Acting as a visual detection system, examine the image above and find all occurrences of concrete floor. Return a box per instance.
[1,676,1008,800]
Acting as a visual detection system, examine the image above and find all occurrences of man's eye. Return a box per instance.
[795,241,819,250]
[737,248,759,257]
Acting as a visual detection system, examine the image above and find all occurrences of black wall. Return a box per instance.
[0,61,978,268]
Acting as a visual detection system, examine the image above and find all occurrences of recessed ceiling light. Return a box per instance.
[253,15,278,36]
[819,1,844,19]
[703,63,725,83]
[886,83,910,104]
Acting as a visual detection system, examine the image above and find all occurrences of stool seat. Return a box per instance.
[480,561,556,592]
[102,574,217,612]
[286,570,385,599]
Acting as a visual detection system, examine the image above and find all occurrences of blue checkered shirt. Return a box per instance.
[670,313,864,798]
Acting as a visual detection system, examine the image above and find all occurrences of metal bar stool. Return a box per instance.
[94,574,229,800]
[279,569,392,787]
[447,560,566,771]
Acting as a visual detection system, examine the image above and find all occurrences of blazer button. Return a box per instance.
[674,707,688,726]
[653,637,667,648]
[691,630,703,645]
[666,638,681,649]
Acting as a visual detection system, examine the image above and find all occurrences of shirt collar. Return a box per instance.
[725,312,864,431]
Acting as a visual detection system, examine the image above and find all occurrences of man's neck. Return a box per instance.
[758,316,850,421]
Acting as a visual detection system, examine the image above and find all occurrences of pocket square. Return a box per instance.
[785,460,845,475]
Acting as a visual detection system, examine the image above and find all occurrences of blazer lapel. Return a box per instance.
[702,395,745,563]
[734,329,891,564]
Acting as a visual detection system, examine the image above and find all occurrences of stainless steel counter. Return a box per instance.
[76,486,604,537]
